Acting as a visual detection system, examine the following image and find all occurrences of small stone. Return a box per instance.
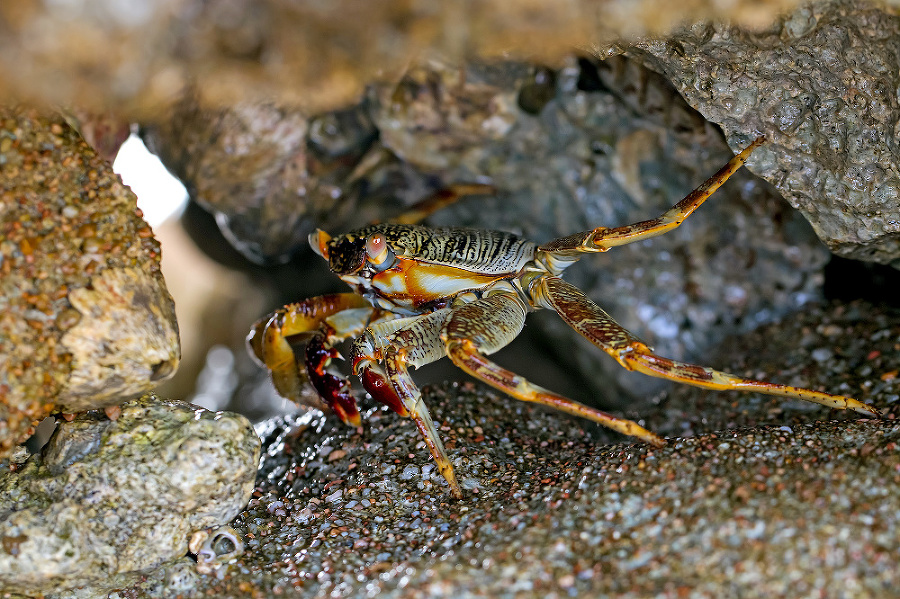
[811,347,833,363]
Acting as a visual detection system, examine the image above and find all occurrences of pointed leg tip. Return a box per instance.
[440,467,463,499]
[625,422,666,448]
[852,402,884,419]
[332,398,363,427]
[647,434,666,448]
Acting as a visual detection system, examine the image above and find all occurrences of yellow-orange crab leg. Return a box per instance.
[443,292,666,446]
[351,309,462,498]
[248,293,372,360]
[537,276,881,417]
[390,183,496,225]
[247,293,376,424]
[539,136,765,256]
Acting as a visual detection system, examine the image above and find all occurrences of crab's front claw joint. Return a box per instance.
[246,316,269,366]
[246,313,313,405]
[305,332,361,426]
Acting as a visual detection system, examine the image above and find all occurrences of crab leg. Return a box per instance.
[247,293,376,425]
[443,292,666,446]
[537,276,881,417]
[351,309,463,498]
[539,136,765,257]
[390,183,496,225]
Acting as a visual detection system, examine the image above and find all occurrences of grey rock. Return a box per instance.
[628,0,900,264]
[140,97,383,264]
[0,396,260,597]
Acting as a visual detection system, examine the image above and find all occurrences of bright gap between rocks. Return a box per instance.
[113,133,188,227]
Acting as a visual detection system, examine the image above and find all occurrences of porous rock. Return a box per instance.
[140,97,377,263]
[0,107,180,458]
[627,0,900,264]
[0,396,260,597]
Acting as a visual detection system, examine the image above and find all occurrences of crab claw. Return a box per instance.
[304,331,361,426]
[356,358,409,418]
[245,316,269,366]
[329,393,362,427]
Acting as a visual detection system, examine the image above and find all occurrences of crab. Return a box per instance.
[248,136,880,499]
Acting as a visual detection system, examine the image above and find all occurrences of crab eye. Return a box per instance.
[365,234,389,265]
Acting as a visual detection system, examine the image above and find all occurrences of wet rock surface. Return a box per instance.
[628,0,900,264]
[0,107,179,458]
[0,396,260,597]
[123,301,898,598]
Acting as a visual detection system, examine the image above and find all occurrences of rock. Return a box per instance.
[123,301,898,597]
[0,396,260,597]
[59,108,132,164]
[0,107,180,458]
[369,60,529,173]
[627,0,900,264]
[61,266,181,411]
[140,97,378,264]
[0,0,803,116]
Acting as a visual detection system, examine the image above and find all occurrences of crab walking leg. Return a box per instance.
[351,309,463,498]
[538,276,881,417]
[539,136,765,257]
[443,292,666,446]
[246,293,375,424]
[390,183,496,225]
